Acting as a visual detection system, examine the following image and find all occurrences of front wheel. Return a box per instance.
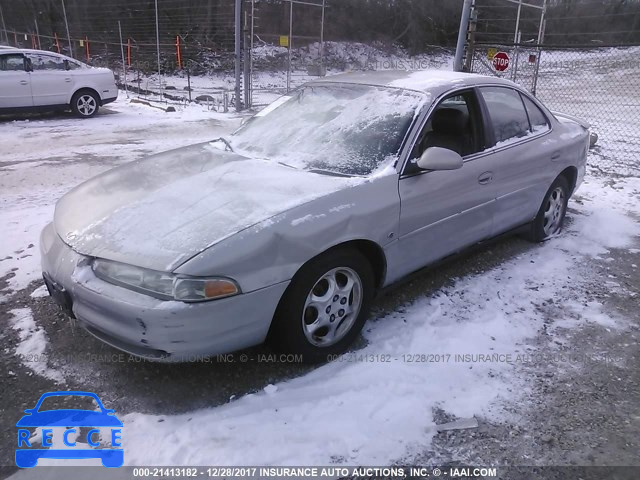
[525,175,570,242]
[71,91,100,118]
[269,248,375,363]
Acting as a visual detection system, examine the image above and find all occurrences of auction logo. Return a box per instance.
[16,391,123,468]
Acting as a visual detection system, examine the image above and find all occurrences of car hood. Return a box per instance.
[54,142,360,271]
[16,410,123,427]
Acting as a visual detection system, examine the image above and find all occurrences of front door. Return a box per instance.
[0,54,33,108]
[26,53,73,106]
[395,89,498,278]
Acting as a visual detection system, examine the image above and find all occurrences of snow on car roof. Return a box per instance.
[0,48,72,58]
[311,69,517,94]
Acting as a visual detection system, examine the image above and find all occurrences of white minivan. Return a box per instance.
[0,48,118,118]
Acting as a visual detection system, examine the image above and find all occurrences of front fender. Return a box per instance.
[174,174,400,293]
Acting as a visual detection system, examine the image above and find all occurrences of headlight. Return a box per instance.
[92,259,240,302]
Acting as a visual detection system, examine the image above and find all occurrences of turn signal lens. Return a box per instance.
[204,280,239,298]
[173,278,240,302]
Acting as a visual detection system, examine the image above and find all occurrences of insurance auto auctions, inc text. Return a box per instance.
[253,466,498,477]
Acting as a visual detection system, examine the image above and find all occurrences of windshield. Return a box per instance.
[229,84,426,176]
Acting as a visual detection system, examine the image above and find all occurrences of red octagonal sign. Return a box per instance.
[493,51,510,72]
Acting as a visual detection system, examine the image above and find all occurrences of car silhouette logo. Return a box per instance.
[16,391,123,468]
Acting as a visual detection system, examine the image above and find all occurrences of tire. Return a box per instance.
[71,90,100,118]
[269,248,375,363]
[524,175,570,242]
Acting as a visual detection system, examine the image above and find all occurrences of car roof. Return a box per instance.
[0,47,69,57]
[309,69,518,95]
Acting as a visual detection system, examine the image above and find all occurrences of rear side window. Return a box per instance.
[480,87,531,144]
[521,94,549,132]
[28,54,67,71]
[0,54,25,71]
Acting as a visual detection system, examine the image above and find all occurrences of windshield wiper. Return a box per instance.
[212,137,234,153]
[278,161,299,169]
[308,168,354,178]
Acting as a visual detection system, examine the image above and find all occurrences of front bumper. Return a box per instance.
[40,223,289,362]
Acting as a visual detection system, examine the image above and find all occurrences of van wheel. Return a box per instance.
[269,248,374,363]
[524,175,570,242]
[71,91,100,118]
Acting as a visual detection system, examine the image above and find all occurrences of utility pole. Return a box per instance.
[454,0,473,71]
[0,4,8,45]
[234,0,242,111]
[463,0,477,72]
[61,0,74,57]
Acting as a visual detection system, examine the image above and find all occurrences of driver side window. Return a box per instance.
[406,90,485,173]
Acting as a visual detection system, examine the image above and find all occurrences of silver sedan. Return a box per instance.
[40,70,589,362]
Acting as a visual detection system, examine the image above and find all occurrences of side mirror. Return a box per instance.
[417,147,463,171]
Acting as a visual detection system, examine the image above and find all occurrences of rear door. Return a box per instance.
[0,53,33,108]
[478,86,555,235]
[395,89,498,277]
[26,53,73,106]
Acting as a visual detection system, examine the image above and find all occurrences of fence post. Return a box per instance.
[34,18,41,49]
[234,0,242,111]
[287,0,293,92]
[186,67,191,102]
[118,21,128,96]
[154,0,162,95]
[176,36,182,69]
[0,4,8,45]
[61,0,74,57]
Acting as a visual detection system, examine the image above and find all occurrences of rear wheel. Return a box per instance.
[524,175,570,242]
[71,90,100,118]
[269,248,374,363]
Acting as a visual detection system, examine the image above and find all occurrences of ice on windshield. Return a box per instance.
[230,84,425,176]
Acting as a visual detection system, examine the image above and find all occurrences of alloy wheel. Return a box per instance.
[302,267,363,347]
[543,186,566,236]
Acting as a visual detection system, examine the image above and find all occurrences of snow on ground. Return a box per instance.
[116,172,639,466]
[0,97,239,298]
[8,307,65,384]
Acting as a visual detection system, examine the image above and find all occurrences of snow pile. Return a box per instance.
[9,308,65,384]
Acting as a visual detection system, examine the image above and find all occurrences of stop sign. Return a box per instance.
[493,51,510,72]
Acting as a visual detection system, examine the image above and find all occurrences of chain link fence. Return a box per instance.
[470,43,640,178]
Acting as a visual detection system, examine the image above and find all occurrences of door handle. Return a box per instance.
[65,78,72,82]
[550,151,561,161]
[20,80,28,85]
[478,171,493,185]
